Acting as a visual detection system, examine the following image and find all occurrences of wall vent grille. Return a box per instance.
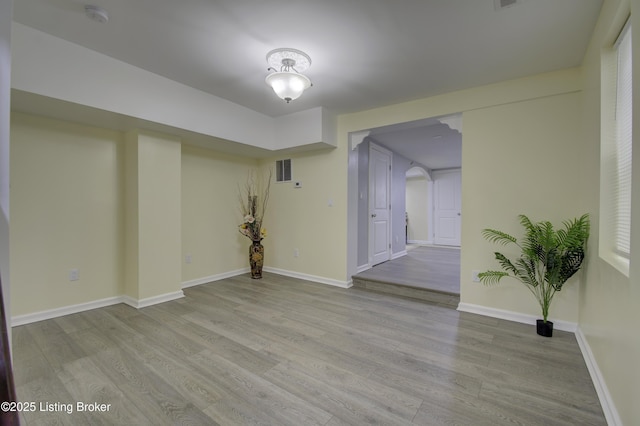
[276,159,292,182]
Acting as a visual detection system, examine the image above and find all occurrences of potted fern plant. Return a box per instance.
[478,214,590,337]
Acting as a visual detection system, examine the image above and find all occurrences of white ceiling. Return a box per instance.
[12,0,602,164]
[369,116,462,170]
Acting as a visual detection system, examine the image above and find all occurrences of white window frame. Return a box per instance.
[599,18,632,275]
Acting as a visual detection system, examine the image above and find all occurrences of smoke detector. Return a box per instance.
[84,5,109,23]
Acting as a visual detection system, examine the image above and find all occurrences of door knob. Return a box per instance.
[371,214,377,218]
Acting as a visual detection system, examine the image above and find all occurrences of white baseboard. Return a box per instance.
[407,239,431,245]
[12,267,349,326]
[12,291,186,326]
[182,268,249,288]
[575,327,622,426]
[391,250,407,260]
[263,267,352,289]
[357,251,405,271]
[12,296,125,326]
[123,290,185,309]
[456,302,578,332]
[356,264,370,274]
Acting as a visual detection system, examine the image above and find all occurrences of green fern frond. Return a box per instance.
[539,221,557,249]
[481,229,517,245]
[478,271,509,285]
[513,257,538,287]
[556,228,569,246]
[557,248,585,286]
[494,252,518,276]
[560,214,590,249]
[518,215,535,232]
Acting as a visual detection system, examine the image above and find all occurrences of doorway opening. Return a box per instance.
[349,113,462,301]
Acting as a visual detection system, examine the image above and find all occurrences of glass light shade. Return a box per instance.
[265,72,311,103]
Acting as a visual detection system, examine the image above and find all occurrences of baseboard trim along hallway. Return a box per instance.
[12,295,125,327]
[457,302,577,332]
[12,268,350,326]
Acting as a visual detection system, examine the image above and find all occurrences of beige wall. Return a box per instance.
[10,113,124,316]
[405,176,430,243]
[10,113,267,314]
[341,69,584,301]
[258,146,348,283]
[134,131,182,300]
[181,145,257,282]
[578,0,640,424]
[123,131,139,300]
[462,91,586,321]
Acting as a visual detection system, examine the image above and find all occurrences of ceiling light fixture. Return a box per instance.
[84,5,109,23]
[265,48,312,103]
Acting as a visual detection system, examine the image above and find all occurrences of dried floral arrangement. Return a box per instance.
[238,169,271,242]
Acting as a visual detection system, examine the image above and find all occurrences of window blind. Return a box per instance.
[613,22,632,257]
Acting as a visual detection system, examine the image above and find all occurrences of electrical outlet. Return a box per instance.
[472,270,481,282]
[294,248,299,258]
[69,269,79,281]
[185,254,192,264]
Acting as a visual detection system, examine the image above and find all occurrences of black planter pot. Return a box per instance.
[536,319,554,337]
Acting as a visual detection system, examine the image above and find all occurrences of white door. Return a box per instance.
[433,169,461,246]
[369,143,392,266]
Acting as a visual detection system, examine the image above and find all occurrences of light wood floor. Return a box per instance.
[352,246,460,307]
[354,246,460,294]
[13,273,605,425]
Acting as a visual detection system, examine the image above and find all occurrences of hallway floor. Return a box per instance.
[355,245,460,293]
[352,245,460,308]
